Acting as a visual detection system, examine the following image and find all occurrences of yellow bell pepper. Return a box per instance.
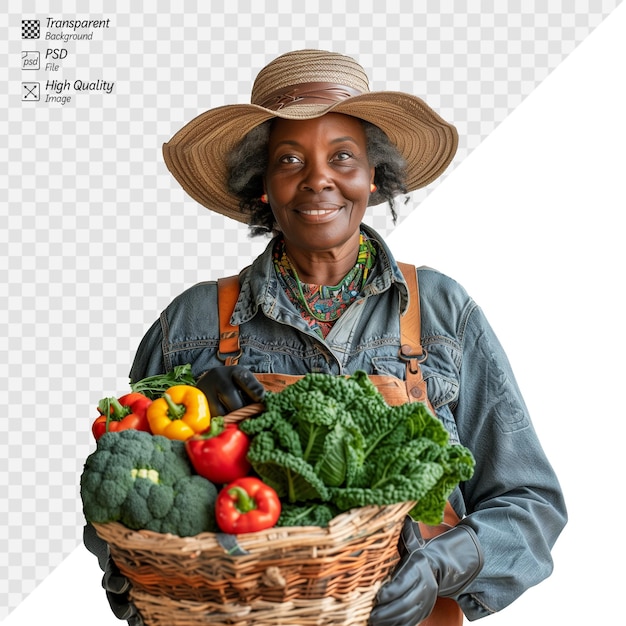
[146,385,211,441]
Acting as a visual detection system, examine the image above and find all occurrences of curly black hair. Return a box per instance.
[226,119,408,236]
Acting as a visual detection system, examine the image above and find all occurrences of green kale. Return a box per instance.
[410,443,476,525]
[244,431,331,502]
[278,502,340,528]
[240,372,475,526]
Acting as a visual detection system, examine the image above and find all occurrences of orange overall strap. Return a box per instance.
[397,263,432,410]
[398,263,464,626]
[217,275,242,365]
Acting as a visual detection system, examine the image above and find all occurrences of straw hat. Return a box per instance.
[163,49,458,223]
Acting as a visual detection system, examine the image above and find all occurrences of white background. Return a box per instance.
[3,2,625,624]
[391,5,626,623]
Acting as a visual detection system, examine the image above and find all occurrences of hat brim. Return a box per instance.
[162,92,458,224]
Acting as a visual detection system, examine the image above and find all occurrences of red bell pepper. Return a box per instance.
[215,476,281,534]
[92,392,152,441]
[185,417,251,484]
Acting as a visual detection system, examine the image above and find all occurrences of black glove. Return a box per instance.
[369,517,483,626]
[83,523,144,625]
[195,365,265,416]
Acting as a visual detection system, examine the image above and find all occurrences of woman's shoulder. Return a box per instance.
[415,266,478,335]
[416,265,471,298]
[167,280,218,305]
[162,280,220,325]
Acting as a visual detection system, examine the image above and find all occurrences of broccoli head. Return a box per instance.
[80,429,218,536]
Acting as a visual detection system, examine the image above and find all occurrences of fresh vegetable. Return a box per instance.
[185,417,251,484]
[239,371,475,526]
[277,502,339,528]
[130,364,197,400]
[146,385,211,441]
[215,476,281,534]
[80,429,219,536]
[92,392,152,441]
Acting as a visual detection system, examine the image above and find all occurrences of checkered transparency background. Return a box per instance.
[0,0,621,619]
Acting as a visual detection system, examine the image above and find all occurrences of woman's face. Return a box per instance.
[265,113,374,253]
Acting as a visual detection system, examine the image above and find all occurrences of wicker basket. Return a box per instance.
[93,500,414,625]
[92,373,418,625]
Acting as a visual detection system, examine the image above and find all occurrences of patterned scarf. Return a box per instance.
[272,232,376,337]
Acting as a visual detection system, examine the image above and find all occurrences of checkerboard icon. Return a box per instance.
[22,19,40,39]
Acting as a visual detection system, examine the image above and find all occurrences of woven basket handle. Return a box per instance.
[223,402,265,424]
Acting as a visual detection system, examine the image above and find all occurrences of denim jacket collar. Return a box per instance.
[232,223,409,327]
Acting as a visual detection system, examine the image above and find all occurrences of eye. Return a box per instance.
[333,151,353,162]
[279,154,302,164]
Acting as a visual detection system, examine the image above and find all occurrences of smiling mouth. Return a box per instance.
[298,208,338,216]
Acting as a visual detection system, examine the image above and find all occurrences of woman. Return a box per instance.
[90,50,567,625]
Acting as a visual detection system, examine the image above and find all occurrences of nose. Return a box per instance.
[299,158,334,193]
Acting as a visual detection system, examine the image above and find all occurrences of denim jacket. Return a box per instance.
[130,224,567,620]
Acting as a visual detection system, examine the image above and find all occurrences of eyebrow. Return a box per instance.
[272,136,360,149]
[330,136,359,144]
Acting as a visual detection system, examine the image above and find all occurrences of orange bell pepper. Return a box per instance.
[146,385,210,441]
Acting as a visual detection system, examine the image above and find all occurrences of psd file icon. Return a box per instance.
[22,51,40,70]
[22,20,40,39]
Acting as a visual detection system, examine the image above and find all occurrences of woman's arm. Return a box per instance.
[454,305,567,619]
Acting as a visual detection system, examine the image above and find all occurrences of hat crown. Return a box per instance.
[250,49,370,107]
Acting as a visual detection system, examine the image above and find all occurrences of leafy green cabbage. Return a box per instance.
[240,371,474,526]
